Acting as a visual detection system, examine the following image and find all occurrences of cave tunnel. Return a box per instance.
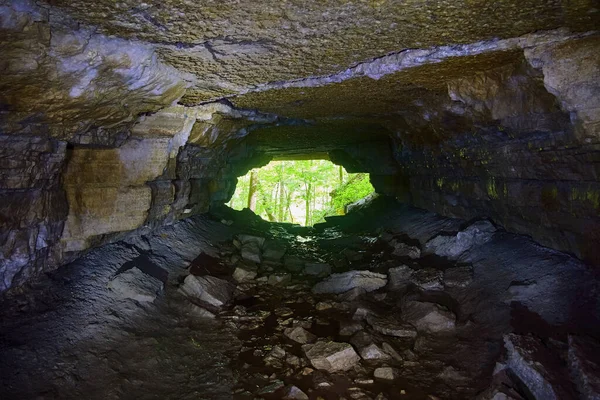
[1,0,600,399]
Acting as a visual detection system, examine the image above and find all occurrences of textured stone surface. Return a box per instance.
[179,275,234,309]
[313,271,387,294]
[303,341,360,373]
[107,267,163,302]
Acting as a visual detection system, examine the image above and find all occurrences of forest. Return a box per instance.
[227,160,374,226]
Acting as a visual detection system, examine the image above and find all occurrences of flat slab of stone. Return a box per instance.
[108,267,163,303]
[179,274,234,309]
[304,263,331,277]
[232,265,258,283]
[268,273,292,286]
[374,367,399,381]
[312,270,387,294]
[424,220,496,260]
[366,315,417,338]
[303,341,360,372]
[359,343,391,361]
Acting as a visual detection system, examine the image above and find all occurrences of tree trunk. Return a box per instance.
[305,182,311,226]
[339,165,344,184]
[247,170,257,211]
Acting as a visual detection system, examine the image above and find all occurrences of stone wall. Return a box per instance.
[388,36,600,265]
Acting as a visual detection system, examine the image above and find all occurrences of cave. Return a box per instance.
[1,1,600,399]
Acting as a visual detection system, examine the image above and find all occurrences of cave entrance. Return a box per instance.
[227,159,374,226]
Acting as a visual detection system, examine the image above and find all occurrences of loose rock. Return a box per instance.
[107,267,163,303]
[313,270,387,294]
[179,275,234,309]
[303,341,361,372]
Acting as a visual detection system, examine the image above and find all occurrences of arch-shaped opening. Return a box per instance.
[227,159,375,226]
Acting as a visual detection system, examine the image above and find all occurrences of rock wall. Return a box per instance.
[389,36,600,264]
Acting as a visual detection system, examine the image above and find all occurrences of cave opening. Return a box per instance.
[227,159,375,226]
[1,1,600,399]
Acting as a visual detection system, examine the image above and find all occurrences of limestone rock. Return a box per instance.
[504,334,576,400]
[374,367,399,381]
[359,344,391,361]
[444,266,474,288]
[366,315,417,338]
[284,255,305,272]
[263,240,287,262]
[303,341,360,372]
[425,220,496,260]
[391,241,421,259]
[107,267,163,302]
[240,241,261,264]
[179,275,234,309]
[388,265,415,290]
[282,385,309,400]
[232,266,258,283]
[284,327,316,344]
[304,263,332,277]
[312,270,387,294]
[401,301,456,333]
[338,287,367,302]
[568,335,600,400]
[412,268,444,291]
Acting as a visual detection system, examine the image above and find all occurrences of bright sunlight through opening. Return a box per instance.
[227,160,374,226]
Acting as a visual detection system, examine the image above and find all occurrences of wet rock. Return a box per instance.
[263,240,287,262]
[568,335,600,400]
[179,275,234,309]
[424,220,496,260]
[284,255,305,272]
[304,262,332,277]
[268,273,292,286]
[359,344,391,361]
[282,385,309,400]
[284,327,316,344]
[366,315,417,338]
[312,271,387,294]
[107,267,163,303]
[391,241,421,259]
[264,346,287,368]
[374,367,399,381]
[504,334,576,400]
[444,266,474,288]
[401,301,456,333]
[232,265,258,283]
[303,341,360,372]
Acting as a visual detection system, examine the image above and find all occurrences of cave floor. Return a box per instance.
[1,199,599,400]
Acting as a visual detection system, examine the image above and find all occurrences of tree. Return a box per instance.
[247,170,257,211]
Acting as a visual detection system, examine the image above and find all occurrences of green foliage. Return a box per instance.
[227,160,374,225]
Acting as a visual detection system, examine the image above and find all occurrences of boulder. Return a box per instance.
[444,265,474,288]
[238,234,266,247]
[366,314,417,338]
[263,240,287,262]
[107,267,163,303]
[312,270,387,294]
[374,367,399,381]
[339,321,364,336]
[359,344,391,361]
[284,327,317,344]
[303,341,360,372]
[388,265,414,290]
[504,334,577,400]
[304,263,332,277]
[179,275,234,309]
[401,301,456,333]
[240,241,261,264]
[232,265,258,283]
[424,220,496,260]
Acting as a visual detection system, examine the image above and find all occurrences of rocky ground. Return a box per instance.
[1,197,600,399]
